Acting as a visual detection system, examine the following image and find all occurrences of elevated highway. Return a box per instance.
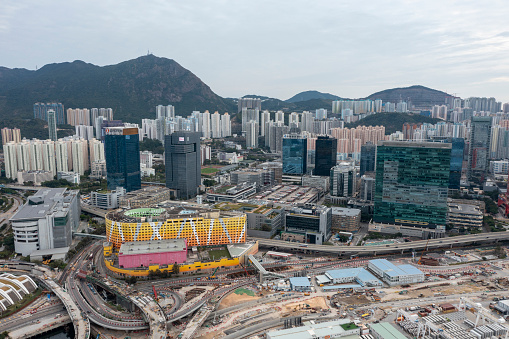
[255,231,509,254]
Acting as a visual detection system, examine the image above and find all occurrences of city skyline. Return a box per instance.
[1,1,509,102]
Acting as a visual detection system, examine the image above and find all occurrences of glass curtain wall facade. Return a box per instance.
[314,136,337,176]
[373,141,451,229]
[165,131,201,199]
[360,141,376,175]
[468,116,492,182]
[105,128,141,192]
[282,134,307,175]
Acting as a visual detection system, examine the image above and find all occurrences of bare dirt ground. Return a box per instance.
[282,297,328,312]
[381,281,486,302]
[217,292,260,310]
[334,294,372,306]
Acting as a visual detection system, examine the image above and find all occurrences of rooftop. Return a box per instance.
[448,203,482,215]
[369,259,424,277]
[289,277,311,287]
[331,207,361,216]
[369,322,407,339]
[10,188,71,221]
[378,140,452,149]
[266,319,356,339]
[106,205,243,223]
[119,239,187,256]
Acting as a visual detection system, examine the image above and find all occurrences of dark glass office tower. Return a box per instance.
[373,141,451,229]
[105,127,141,192]
[428,137,465,190]
[468,116,492,183]
[314,136,337,176]
[360,141,376,175]
[165,132,201,199]
[282,134,307,175]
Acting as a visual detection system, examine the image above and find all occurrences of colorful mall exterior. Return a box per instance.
[105,206,246,248]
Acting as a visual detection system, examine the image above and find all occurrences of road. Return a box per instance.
[0,300,66,333]
[255,231,509,254]
[0,194,22,232]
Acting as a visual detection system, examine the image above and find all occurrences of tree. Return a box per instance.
[203,179,217,187]
[172,263,180,275]
[126,276,137,285]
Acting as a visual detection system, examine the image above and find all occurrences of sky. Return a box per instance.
[1,0,509,102]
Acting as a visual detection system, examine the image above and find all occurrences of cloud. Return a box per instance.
[0,0,508,102]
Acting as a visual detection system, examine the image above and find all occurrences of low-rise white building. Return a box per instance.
[367,259,424,286]
[267,319,360,339]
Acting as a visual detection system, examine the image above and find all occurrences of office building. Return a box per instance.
[282,134,307,175]
[90,187,126,209]
[105,206,246,248]
[360,174,375,201]
[1,127,21,145]
[10,188,80,256]
[491,160,509,175]
[468,116,492,182]
[314,136,337,176]
[373,141,451,229]
[105,127,141,192]
[47,110,57,141]
[164,131,201,200]
[331,207,361,232]
[330,161,356,197]
[284,206,332,244]
[360,141,376,175]
[34,102,65,124]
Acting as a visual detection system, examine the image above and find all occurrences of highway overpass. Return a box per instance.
[254,232,509,255]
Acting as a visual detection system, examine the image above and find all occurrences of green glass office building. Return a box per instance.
[373,141,451,229]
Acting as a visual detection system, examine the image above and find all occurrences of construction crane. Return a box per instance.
[210,266,219,279]
[417,238,430,265]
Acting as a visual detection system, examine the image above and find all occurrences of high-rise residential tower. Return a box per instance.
[34,102,65,124]
[164,131,201,200]
[373,141,451,230]
[105,127,141,192]
[314,136,337,176]
[47,110,58,141]
[330,161,356,197]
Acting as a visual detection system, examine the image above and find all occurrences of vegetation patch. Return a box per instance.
[234,288,255,297]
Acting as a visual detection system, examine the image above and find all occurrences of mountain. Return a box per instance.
[366,85,452,108]
[346,112,441,134]
[0,55,235,123]
[286,90,342,103]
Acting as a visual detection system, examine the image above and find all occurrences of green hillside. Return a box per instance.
[346,112,441,134]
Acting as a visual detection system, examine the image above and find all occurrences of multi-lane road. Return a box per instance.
[255,231,509,254]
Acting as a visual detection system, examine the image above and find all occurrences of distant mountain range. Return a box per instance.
[0,55,455,126]
[0,55,234,123]
[286,90,342,103]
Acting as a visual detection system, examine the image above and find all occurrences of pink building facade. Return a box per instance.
[118,240,187,268]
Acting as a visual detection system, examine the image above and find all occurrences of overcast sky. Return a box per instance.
[1,1,509,102]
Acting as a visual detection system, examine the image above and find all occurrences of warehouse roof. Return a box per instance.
[289,277,311,287]
[266,319,357,339]
[369,259,423,278]
[370,322,407,339]
[119,239,187,256]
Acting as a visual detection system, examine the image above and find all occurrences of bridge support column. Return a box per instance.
[450,244,453,248]
[259,271,264,283]
[401,249,404,254]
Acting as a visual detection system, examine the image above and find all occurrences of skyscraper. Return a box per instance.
[373,141,451,229]
[282,134,307,175]
[468,116,492,182]
[105,127,141,192]
[314,136,337,176]
[47,110,58,141]
[360,141,376,175]
[330,161,356,197]
[165,131,201,199]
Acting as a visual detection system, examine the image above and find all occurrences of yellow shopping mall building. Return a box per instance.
[105,206,246,248]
